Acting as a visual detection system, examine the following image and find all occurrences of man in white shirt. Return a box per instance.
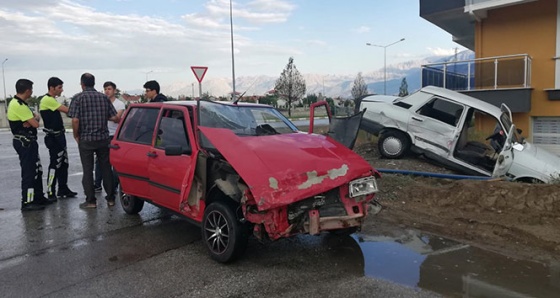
[94,81,126,203]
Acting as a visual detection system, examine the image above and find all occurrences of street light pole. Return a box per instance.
[230,0,237,102]
[2,58,7,113]
[145,70,153,82]
[366,38,405,95]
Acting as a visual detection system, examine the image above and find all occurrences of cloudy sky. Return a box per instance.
[0,0,465,96]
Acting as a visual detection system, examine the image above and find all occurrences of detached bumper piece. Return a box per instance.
[305,210,363,235]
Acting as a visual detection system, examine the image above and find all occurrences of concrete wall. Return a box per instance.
[0,102,7,128]
[0,103,74,129]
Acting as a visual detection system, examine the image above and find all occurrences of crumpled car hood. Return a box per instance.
[514,142,560,178]
[199,127,376,211]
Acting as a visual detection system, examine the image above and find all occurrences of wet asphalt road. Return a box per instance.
[0,130,436,298]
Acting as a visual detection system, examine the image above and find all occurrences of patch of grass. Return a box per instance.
[355,130,378,146]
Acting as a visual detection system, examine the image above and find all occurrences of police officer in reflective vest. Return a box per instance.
[8,79,53,211]
[39,77,77,200]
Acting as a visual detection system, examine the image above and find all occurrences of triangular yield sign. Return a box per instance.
[191,66,208,83]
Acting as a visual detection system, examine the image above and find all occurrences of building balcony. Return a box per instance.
[465,0,538,17]
[420,0,538,50]
[421,54,533,112]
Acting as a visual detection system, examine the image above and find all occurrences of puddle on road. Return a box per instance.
[354,230,560,297]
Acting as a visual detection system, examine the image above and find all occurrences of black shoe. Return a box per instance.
[58,188,78,198]
[35,196,56,205]
[21,203,45,212]
[79,201,97,209]
[94,186,102,193]
[105,196,116,207]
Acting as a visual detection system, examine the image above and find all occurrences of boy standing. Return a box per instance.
[93,81,125,198]
[143,80,168,102]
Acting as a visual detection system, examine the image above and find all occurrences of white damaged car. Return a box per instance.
[359,86,560,183]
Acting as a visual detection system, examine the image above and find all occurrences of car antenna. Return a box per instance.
[233,90,248,105]
[233,77,259,105]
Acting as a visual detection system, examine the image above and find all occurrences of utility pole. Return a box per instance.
[2,58,7,113]
[229,0,236,101]
[366,38,405,95]
[145,70,153,82]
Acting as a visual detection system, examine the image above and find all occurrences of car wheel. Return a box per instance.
[202,201,248,263]
[329,227,358,236]
[119,184,144,214]
[378,130,410,159]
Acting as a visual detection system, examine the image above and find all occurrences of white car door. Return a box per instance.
[492,124,515,179]
[408,97,463,158]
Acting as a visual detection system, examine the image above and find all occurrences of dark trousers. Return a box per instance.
[78,139,114,203]
[44,133,69,196]
[13,139,44,205]
[94,136,118,190]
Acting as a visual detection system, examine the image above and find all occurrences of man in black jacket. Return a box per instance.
[143,80,168,102]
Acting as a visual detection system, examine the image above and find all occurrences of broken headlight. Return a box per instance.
[349,176,378,198]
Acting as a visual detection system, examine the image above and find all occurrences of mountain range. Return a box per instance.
[159,50,474,99]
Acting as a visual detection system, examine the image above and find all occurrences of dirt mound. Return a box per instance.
[369,175,560,263]
[408,179,560,215]
[354,141,560,262]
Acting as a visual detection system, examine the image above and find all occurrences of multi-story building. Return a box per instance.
[420,0,560,154]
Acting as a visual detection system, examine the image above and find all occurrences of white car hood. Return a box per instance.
[513,142,560,180]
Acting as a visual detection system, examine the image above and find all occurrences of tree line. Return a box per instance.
[7,57,410,117]
[272,57,410,117]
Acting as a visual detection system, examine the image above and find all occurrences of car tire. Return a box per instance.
[119,184,144,214]
[202,201,248,263]
[378,130,410,159]
[329,227,358,236]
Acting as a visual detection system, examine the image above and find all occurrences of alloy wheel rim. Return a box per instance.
[204,210,230,255]
[118,184,130,207]
[121,193,130,207]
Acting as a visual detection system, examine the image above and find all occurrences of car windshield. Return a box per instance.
[198,100,298,136]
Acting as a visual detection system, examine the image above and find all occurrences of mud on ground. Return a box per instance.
[354,142,560,263]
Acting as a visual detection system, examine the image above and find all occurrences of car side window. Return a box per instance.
[155,109,191,154]
[117,107,160,145]
[417,97,463,127]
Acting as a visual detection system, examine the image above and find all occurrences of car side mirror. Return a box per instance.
[164,145,192,156]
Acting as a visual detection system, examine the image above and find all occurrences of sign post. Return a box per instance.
[190,66,208,98]
[191,66,208,131]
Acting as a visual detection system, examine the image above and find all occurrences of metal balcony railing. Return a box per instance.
[421,54,532,91]
[466,0,494,5]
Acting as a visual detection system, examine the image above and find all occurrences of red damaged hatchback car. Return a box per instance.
[110,100,380,262]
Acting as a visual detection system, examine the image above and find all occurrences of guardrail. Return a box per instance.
[421,54,532,91]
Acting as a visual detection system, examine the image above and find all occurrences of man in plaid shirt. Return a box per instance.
[68,73,120,209]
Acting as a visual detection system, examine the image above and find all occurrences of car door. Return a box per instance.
[147,107,198,212]
[111,105,160,199]
[309,101,364,149]
[408,97,464,158]
[492,124,515,179]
